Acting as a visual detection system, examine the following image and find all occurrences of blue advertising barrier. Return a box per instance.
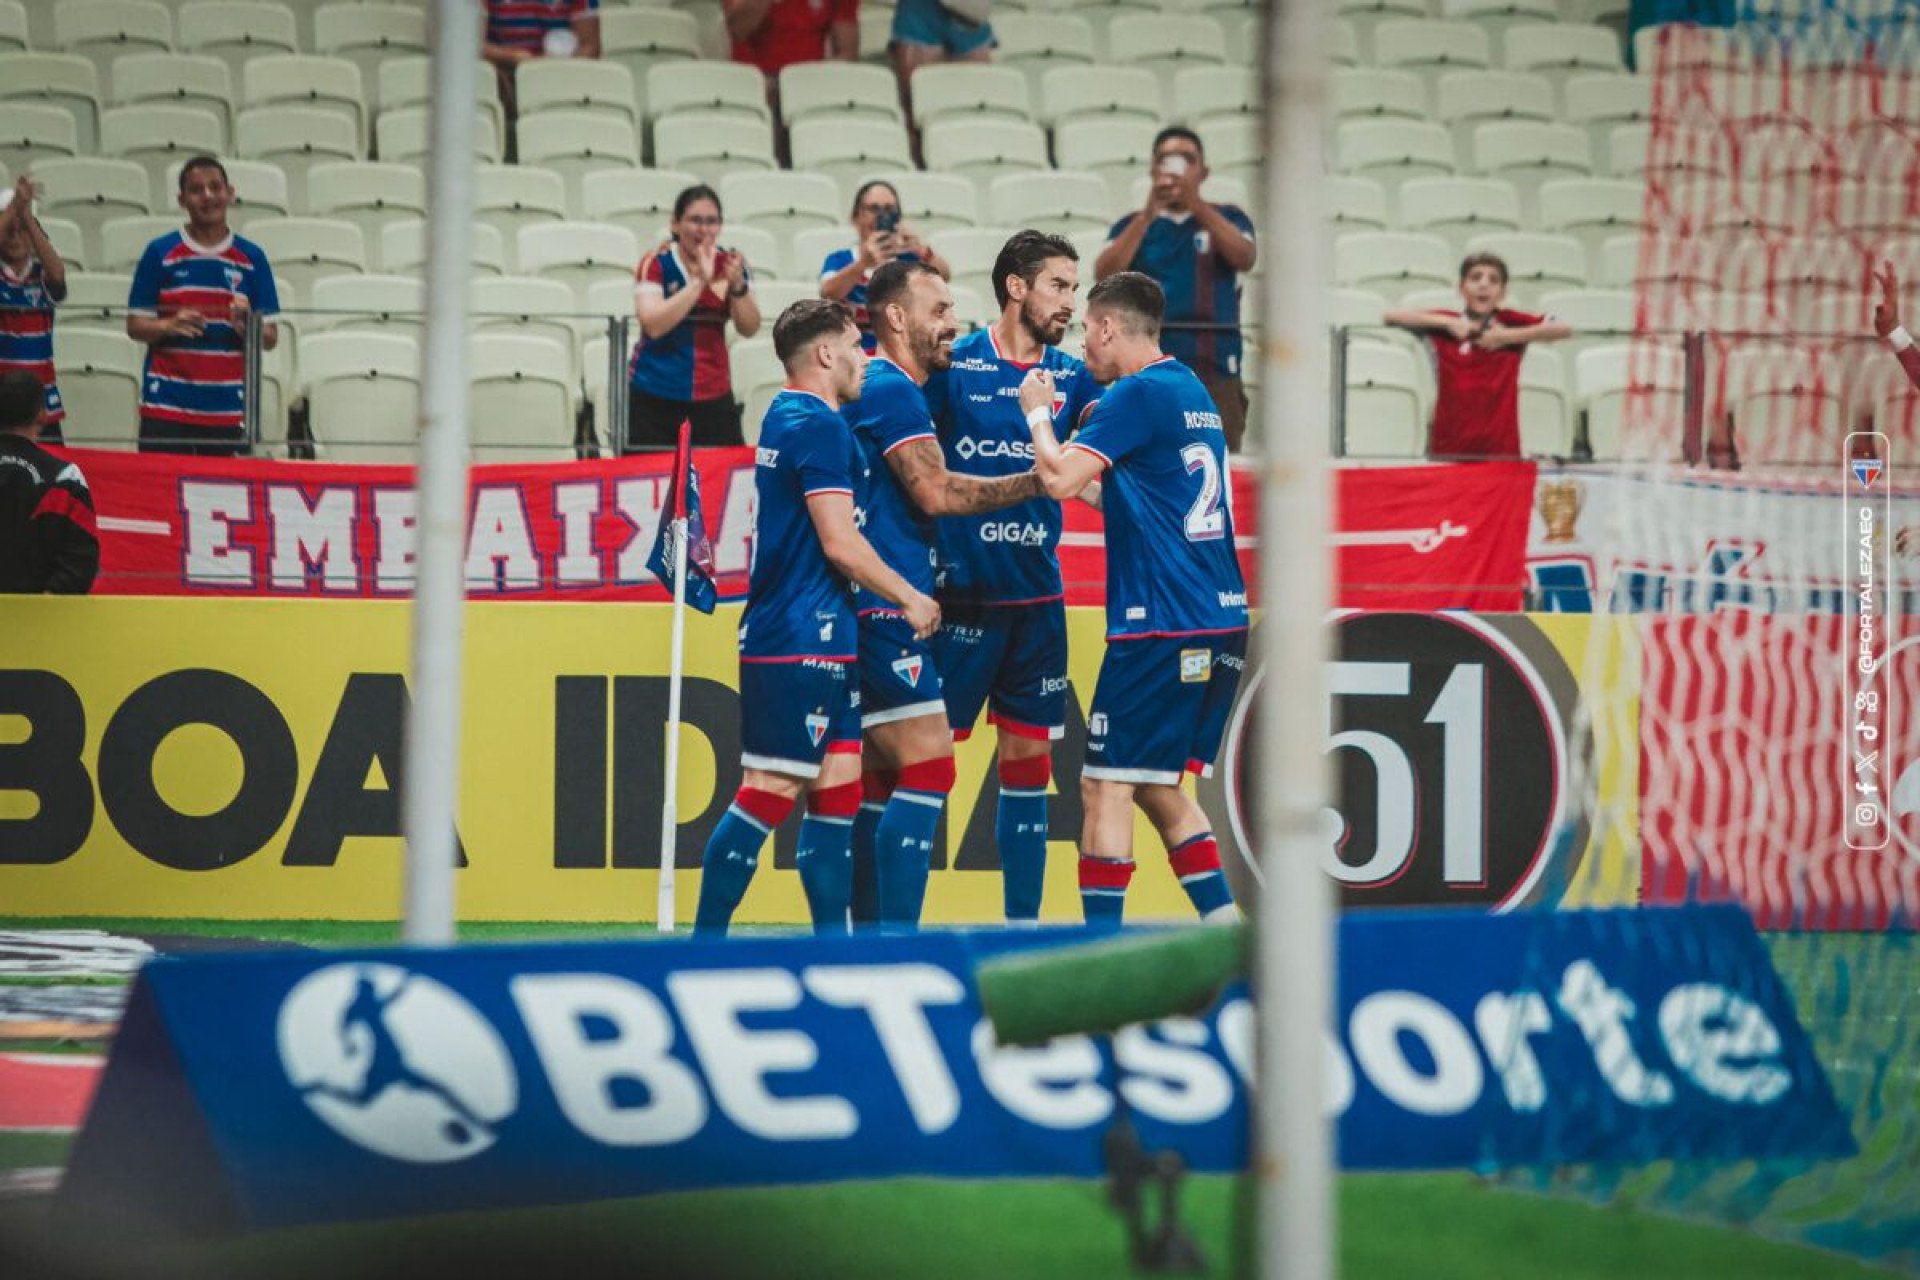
[56,906,1854,1237]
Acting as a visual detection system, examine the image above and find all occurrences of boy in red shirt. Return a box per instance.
[1384,252,1570,459]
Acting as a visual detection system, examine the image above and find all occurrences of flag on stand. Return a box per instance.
[647,420,718,613]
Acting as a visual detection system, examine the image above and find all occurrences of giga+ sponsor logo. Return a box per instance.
[979,522,1048,546]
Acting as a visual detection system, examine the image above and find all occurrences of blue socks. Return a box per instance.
[1170,833,1237,921]
[796,781,861,935]
[1079,854,1135,928]
[875,758,954,931]
[996,754,1052,922]
[694,788,792,936]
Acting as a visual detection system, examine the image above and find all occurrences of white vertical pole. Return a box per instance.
[658,513,691,932]
[1256,0,1335,1274]
[402,0,479,946]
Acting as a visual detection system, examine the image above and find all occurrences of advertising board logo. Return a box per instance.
[277,964,517,1164]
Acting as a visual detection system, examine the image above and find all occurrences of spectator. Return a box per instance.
[727,0,856,80]
[891,0,993,99]
[629,185,763,452]
[819,179,952,352]
[0,176,67,445]
[0,370,97,595]
[1096,126,1257,452]
[1384,252,1571,460]
[125,156,281,457]
[483,0,601,123]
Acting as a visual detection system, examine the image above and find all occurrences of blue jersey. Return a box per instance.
[844,356,937,613]
[740,389,860,662]
[1105,206,1255,379]
[925,327,1102,606]
[0,258,62,424]
[1066,356,1248,640]
[127,230,280,428]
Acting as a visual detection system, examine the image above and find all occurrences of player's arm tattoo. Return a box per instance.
[888,438,1044,516]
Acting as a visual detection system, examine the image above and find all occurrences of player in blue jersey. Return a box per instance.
[695,299,941,937]
[1019,272,1248,926]
[844,259,1047,930]
[915,230,1102,925]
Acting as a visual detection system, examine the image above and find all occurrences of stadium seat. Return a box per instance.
[0,104,81,177]
[244,216,366,297]
[109,52,233,139]
[1371,19,1492,88]
[518,58,639,131]
[57,270,134,326]
[1396,176,1520,254]
[0,2,25,54]
[53,327,144,449]
[1328,285,1391,329]
[160,156,289,228]
[176,2,300,85]
[1471,121,1592,221]
[470,164,568,257]
[34,216,85,270]
[32,157,150,266]
[1517,341,1570,454]
[1341,339,1425,457]
[1335,230,1455,299]
[1723,345,1845,465]
[1535,286,1633,359]
[579,166,697,228]
[922,119,1049,184]
[929,226,1017,305]
[312,4,427,91]
[56,2,173,89]
[652,112,775,183]
[469,332,576,461]
[306,272,425,335]
[518,111,641,211]
[376,57,504,157]
[239,105,358,210]
[1536,177,1642,266]
[1434,70,1554,158]
[375,104,497,167]
[1329,17,1360,65]
[1575,341,1684,460]
[646,60,769,126]
[777,62,903,127]
[720,170,841,264]
[304,160,423,247]
[869,171,980,236]
[1603,122,1647,180]
[1467,231,1587,295]
[583,275,635,330]
[1326,174,1390,230]
[1333,0,1426,59]
[722,223,781,280]
[100,214,183,271]
[909,64,1035,128]
[988,170,1114,236]
[1054,117,1158,208]
[1329,68,1427,124]
[1039,65,1162,130]
[1173,65,1255,130]
[600,8,703,97]
[855,5,893,64]
[0,55,103,157]
[1334,119,1456,220]
[792,226,857,282]
[1834,180,1908,240]
[788,118,914,195]
[472,274,588,377]
[299,329,422,461]
[518,221,641,308]
[1562,73,1649,167]
[241,56,365,157]
[1195,117,1258,187]
[730,336,785,444]
[1104,14,1227,89]
[747,277,812,326]
[994,14,1100,93]
[1448,0,1558,41]
[379,218,506,277]
[100,104,222,206]
[1502,22,1622,85]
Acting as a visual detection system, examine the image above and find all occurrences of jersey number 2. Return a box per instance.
[1182,444,1226,541]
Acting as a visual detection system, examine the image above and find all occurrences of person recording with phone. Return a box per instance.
[1096,126,1257,451]
[820,180,952,352]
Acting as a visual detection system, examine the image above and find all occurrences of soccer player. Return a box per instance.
[1017,272,1247,926]
[913,230,1103,925]
[694,299,940,937]
[0,176,68,442]
[846,259,1047,930]
[126,156,281,455]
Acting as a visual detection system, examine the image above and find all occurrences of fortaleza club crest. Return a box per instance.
[891,654,924,687]
[1854,458,1883,489]
[804,712,830,746]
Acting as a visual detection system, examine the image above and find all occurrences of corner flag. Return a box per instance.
[647,421,717,613]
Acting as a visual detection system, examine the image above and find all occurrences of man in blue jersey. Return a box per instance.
[694,298,940,937]
[845,258,1047,930]
[918,230,1102,925]
[1019,272,1247,926]
[126,156,281,456]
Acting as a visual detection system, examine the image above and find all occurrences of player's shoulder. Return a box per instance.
[948,328,995,369]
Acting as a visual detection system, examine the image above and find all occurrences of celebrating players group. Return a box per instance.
[694,230,1250,936]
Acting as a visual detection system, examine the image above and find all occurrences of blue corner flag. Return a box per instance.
[647,420,718,613]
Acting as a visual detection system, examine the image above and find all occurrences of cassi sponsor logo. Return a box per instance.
[953,437,1034,462]
[273,954,1804,1165]
[979,522,1048,546]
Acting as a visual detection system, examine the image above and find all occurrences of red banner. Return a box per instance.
[70,448,1533,610]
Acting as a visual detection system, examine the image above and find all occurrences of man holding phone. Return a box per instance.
[1095,126,1257,451]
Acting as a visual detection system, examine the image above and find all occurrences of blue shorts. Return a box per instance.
[1084,633,1248,785]
[858,611,947,730]
[890,0,995,54]
[739,658,861,778]
[934,599,1068,743]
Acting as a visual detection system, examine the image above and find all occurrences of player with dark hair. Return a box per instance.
[125,155,281,455]
[899,229,1101,926]
[843,258,1046,929]
[0,369,97,594]
[1016,271,1246,925]
[694,298,940,936]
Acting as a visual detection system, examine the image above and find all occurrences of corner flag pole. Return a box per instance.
[401,0,479,945]
[657,419,694,932]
